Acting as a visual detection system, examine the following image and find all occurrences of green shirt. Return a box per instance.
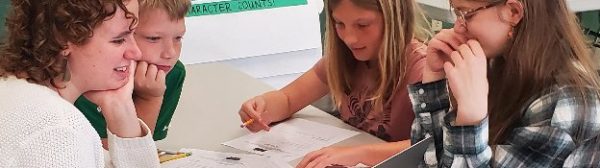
[75,61,186,140]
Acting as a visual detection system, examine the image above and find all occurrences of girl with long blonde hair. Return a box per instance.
[238,0,431,166]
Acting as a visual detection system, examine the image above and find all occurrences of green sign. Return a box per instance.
[187,0,307,17]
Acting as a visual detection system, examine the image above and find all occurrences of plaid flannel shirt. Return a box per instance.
[408,79,600,168]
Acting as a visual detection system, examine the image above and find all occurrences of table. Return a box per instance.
[155,63,385,166]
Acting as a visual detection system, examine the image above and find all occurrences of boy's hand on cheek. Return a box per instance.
[133,61,167,101]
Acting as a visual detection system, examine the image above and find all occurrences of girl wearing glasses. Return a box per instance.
[239,0,431,167]
[410,0,600,167]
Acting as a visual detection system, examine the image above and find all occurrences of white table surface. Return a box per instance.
[155,63,385,166]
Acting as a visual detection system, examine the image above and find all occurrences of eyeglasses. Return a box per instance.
[451,1,505,27]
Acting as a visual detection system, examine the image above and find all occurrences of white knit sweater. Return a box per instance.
[0,77,160,167]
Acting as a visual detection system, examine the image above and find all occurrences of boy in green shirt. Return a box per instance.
[75,0,191,148]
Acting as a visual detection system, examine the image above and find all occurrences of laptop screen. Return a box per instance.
[374,137,433,168]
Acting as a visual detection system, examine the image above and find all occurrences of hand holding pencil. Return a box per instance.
[240,118,254,128]
[238,96,271,132]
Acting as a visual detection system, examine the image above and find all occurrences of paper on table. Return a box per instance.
[161,149,292,168]
[222,118,359,161]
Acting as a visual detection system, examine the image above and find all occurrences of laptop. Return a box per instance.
[373,137,433,168]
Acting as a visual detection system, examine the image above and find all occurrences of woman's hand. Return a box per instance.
[84,61,144,137]
[84,61,136,108]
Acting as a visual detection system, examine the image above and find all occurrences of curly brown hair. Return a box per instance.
[0,0,137,85]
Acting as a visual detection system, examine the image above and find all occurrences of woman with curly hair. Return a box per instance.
[0,0,159,167]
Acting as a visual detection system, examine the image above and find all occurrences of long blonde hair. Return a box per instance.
[324,0,430,111]
[485,0,600,144]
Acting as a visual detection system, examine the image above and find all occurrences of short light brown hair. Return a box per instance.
[139,0,191,20]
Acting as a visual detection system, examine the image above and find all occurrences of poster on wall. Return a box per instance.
[181,0,324,64]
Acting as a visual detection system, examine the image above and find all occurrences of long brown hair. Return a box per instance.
[324,0,430,111]
[485,0,600,144]
[0,0,137,85]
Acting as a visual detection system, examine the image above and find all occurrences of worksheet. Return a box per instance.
[222,118,359,161]
[161,149,292,168]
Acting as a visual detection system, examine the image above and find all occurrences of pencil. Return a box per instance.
[159,153,191,163]
[240,118,254,128]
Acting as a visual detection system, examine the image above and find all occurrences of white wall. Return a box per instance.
[220,48,322,89]
[181,0,324,89]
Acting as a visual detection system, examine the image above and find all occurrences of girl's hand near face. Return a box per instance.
[424,29,468,83]
[444,40,489,126]
[84,61,145,138]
